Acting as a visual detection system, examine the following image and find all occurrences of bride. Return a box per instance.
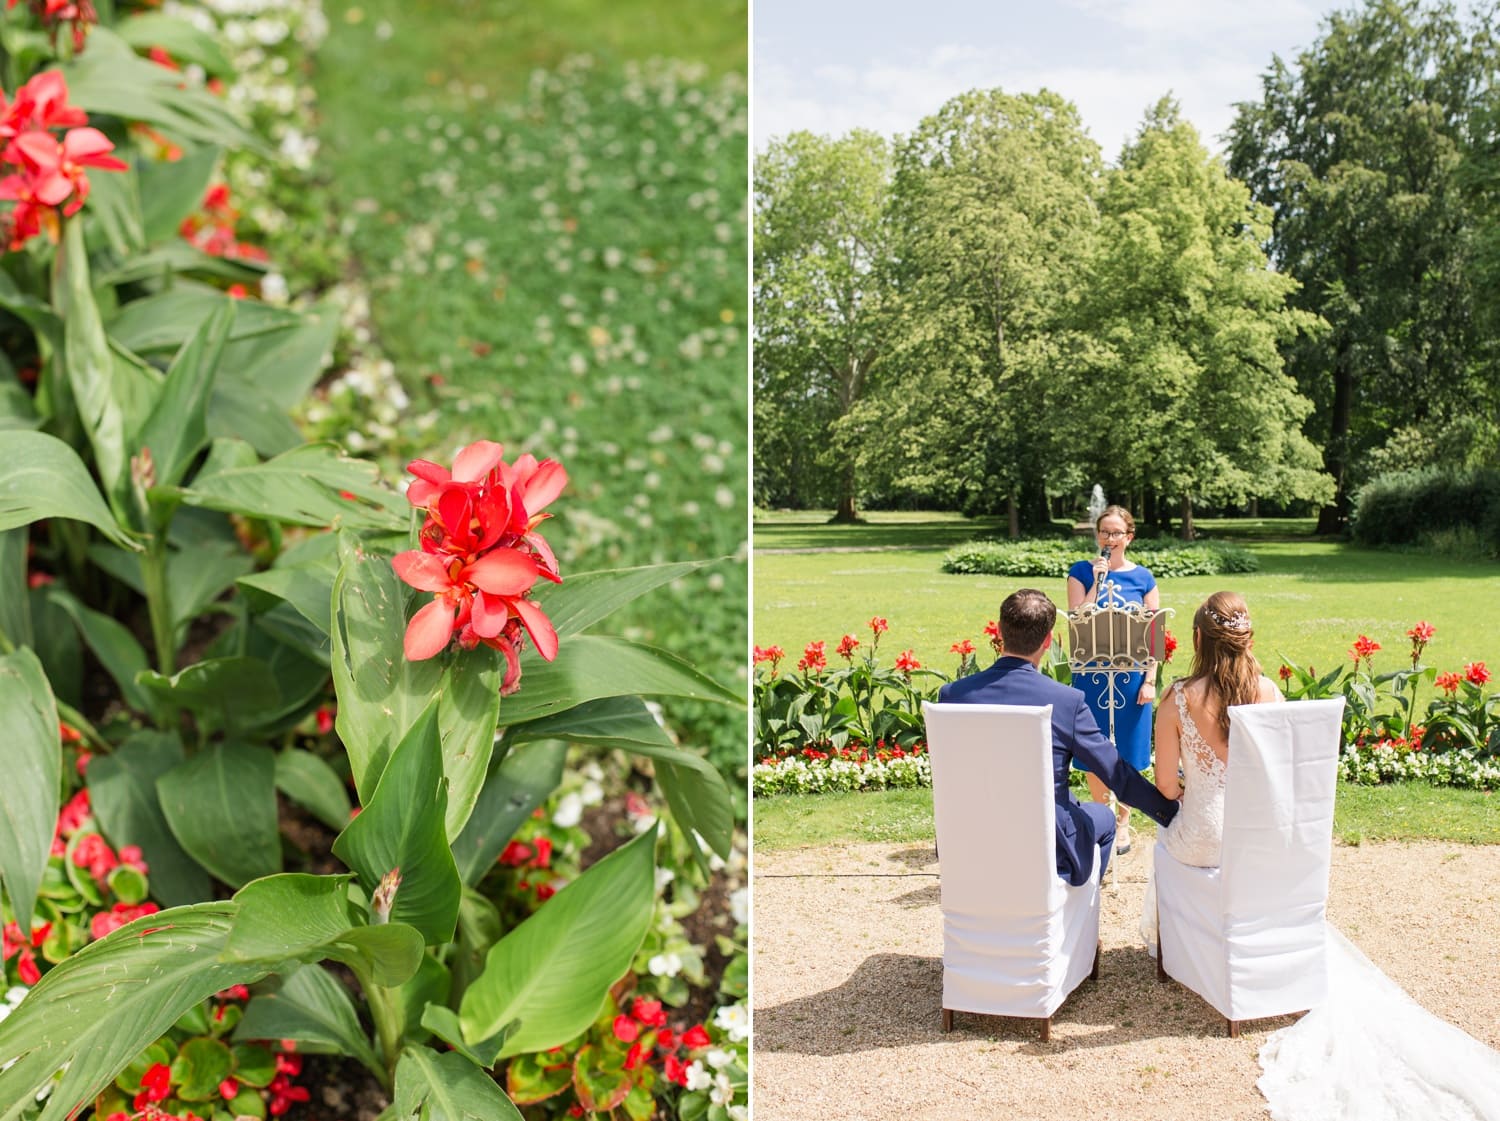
[1143,591,1500,1121]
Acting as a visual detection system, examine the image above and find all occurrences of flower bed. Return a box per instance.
[755,619,1500,795]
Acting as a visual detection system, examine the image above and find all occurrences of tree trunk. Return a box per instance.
[828,460,859,523]
[1179,494,1195,541]
[1249,497,1259,517]
[1317,342,1353,534]
[1007,494,1019,540]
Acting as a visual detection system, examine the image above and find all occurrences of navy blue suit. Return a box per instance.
[938,655,1179,885]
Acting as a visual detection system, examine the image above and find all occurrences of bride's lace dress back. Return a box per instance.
[1161,680,1227,867]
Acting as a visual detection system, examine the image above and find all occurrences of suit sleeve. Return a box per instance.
[1069,696,1178,826]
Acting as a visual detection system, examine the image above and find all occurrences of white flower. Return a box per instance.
[710,1072,735,1106]
[580,778,604,806]
[728,1108,748,1121]
[655,867,675,891]
[684,1061,713,1091]
[714,1003,749,1042]
[260,272,289,304]
[648,952,682,977]
[730,887,747,926]
[552,791,583,828]
[706,1048,734,1070]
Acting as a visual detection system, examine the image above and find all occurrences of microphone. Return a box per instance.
[1098,544,1112,561]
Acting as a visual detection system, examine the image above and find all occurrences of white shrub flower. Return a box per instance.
[552,791,583,828]
[647,952,682,977]
[714,1003,749,1042]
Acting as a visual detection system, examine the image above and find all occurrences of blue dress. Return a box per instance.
[1067,559,1157,772]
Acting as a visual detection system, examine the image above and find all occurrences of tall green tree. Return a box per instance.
[1083,99,1332,537]
[1227,0,1499,531]
[870,89,1100,535]
[754,130,891,520]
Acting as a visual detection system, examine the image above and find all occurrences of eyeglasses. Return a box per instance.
[1097,530,1129,539]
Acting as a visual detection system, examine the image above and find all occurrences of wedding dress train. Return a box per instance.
[1141,683,1500,1119]
[1258,926,1500,1121]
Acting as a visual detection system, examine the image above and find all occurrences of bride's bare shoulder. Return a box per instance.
[1257,675,1284,703]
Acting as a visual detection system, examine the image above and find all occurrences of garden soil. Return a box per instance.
[751,839,1500,1120]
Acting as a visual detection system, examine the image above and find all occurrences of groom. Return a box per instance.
[938,587,1178,885]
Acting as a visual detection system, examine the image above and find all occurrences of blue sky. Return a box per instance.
[753,0,1335,158]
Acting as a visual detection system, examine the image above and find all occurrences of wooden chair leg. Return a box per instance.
[1040,1016,1051,1042]
[1090,941,1101,981]
[1227,1018,1240,1039]
[941,1008,953,1032]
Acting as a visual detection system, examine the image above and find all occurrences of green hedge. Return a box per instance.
[1351,467,1500,555]
[941,537,1259,578]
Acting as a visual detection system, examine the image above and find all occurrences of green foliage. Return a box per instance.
[459,828,657,1059]
[1227,0,1500,529]
[1350,466,1500,555]
[754,130,892,516]
[0,648,61,937]
[941,536,1259,578]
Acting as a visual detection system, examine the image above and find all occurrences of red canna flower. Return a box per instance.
[4,126,127,214]
[894,650,921,675]
[1407,621,1435,666]
[393,441,565,684]
[1162,629,1178,663]
[868,616,888,636]
[983,619,1003,655]
[753,644,785,674]
[1465,662,1491,687]
[1278,664,1293,682]
[836,633,859,660]
[797,640,826,675]
[950,639,974,657]
[1436,671,1462,695]
[1349,635,1380,668]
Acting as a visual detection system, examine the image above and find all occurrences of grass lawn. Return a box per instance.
[753,783,1500,850]
[314,2,749,794]
[753,514,1500,678]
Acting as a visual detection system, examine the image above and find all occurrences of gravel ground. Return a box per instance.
[751,840,1500,1120]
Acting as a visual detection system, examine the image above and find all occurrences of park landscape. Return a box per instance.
[752,0,1500,1116]
[0,2,748,1121]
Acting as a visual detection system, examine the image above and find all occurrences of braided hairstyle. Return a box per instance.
[1187,590,1262,738]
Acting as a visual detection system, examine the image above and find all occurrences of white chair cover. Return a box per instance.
[1155,698,1344,1025]
[925,702,1101,1022]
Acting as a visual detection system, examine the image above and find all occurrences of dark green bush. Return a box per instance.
[1351,468,1500,555]
[941,538,1259,578]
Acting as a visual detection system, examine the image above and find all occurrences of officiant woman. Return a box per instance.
[1065,505,1160,853]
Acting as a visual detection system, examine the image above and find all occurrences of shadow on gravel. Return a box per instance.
[755,947,1301,1056]
[886,846,939,870]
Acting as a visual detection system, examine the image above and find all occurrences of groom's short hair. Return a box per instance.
[1000,588,1056,655]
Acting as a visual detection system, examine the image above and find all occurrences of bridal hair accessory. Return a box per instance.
[1206,605,1252,632]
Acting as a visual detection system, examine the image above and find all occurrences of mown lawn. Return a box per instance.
[752,514,1500,680]
[314,0,749,797]
[753,783,1500,850]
